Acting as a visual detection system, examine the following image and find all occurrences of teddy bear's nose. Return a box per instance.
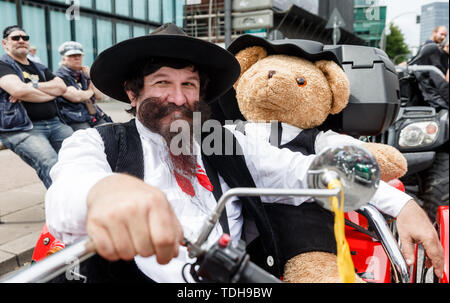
[268,70,276,79]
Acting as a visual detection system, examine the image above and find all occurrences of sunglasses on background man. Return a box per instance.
[9,35,30,42]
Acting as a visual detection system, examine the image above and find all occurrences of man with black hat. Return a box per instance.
[55,41,111,131]
[0,25,73,188]
[45,24,444,283]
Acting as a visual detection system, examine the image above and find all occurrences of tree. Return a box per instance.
[385,24,410,64]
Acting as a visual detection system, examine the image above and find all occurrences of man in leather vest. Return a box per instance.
[45,23,444,283]
[55,41,111,131]
[0,26,73,188]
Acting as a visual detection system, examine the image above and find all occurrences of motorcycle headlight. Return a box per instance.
[398,121,439,147]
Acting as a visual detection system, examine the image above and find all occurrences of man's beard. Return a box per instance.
[137,97,210,178]
[12,46,29,58]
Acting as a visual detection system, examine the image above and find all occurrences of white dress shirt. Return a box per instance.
[45,119,412,282]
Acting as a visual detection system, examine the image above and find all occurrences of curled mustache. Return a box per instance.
[137,97,196,133]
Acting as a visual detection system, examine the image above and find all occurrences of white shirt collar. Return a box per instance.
[245,122,304,146]
[135,118,167,147]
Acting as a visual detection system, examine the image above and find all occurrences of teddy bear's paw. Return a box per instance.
[363,143,408,182]
[283,252,365,283]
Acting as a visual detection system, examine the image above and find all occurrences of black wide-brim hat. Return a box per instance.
[210,34,341,123]
[228,34,340,64]
[90,23,241,103]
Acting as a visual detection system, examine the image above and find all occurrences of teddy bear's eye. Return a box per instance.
[297,77,307,87]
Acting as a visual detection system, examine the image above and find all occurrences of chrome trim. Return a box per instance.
[1,237,94,283]
[359,205,411,283]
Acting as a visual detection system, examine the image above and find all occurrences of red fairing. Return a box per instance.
[345,211,391,283]
[32,224,65,262]
[436,206,449,283]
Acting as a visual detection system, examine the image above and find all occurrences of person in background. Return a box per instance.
[425,26,448,45]
[0,25,73,188]
[55,41,111,131]
[27,45,42,64]
[441,37,449,82]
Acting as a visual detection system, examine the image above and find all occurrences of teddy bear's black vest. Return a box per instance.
[235,120,321,155]
[235,121,337,264]
[53,119,284,283]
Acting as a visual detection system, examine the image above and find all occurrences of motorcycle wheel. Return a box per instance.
[419,152,449,222]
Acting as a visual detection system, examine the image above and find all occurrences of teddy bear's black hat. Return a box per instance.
[227,34,341,65]
[90,23,241,103]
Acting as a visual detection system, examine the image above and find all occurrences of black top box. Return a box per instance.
[322,44,400,136]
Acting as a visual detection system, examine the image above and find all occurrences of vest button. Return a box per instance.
[267,256,274,267]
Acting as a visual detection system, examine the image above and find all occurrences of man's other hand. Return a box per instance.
[396,200,444,279]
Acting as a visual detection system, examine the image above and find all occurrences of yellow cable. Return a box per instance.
[328,179,356,283]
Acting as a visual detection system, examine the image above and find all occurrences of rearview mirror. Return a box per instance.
[307,145,380,212]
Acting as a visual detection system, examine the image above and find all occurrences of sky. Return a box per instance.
[384,0,449,48]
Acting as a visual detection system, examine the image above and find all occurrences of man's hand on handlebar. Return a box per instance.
[85,174,184,264]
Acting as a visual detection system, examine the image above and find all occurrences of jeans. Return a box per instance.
[0,117,73,188]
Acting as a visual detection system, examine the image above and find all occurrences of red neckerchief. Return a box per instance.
[173,164,213,197]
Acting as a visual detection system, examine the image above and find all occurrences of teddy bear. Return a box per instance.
[212,35,408,282]
[232,44,407,183]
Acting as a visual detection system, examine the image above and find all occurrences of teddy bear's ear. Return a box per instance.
[234,46,268,89]
[314,60,350,114]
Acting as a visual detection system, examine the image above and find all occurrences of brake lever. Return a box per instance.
[182,237,205,259]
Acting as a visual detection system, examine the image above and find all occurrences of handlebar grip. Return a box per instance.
[237,260,282,283]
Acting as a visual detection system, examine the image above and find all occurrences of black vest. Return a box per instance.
[235,120,320,155]
[55,120,284,283]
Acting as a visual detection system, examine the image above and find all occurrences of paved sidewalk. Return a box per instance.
[0,151,45,278]
[0,99,132,279]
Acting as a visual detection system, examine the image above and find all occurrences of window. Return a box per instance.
[162,0,174,24]
[133,0,146,20]
[133,25,147,37]
[116,22,131,43]
[175,0,184,27]
[75,15,94,66]
[50,9,72,70]
[96,0,112,13]
[96,19,113,54]
[21,4,48,66]
[115,0,130,17]
[79,0,93,8]
[148,0,161,23]
[54,0,93,9]
[0,0,18,56]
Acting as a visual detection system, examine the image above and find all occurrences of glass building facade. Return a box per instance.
[0,0,184,70]
[353,0,387,47]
